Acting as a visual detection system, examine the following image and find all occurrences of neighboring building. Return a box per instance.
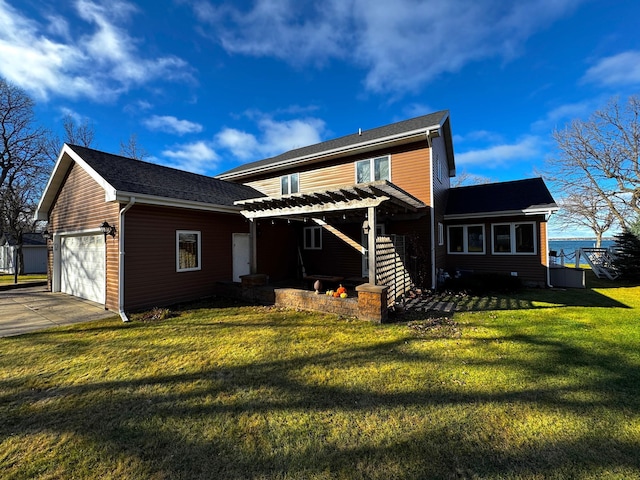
[0,233,47,274]
[35,110,558,319]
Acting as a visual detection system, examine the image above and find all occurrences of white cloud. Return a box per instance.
[193,0,584,94]
[161,141,219,174]
[216,128,260,160]
[582,50,640,88]
[455,136,541,167]
[215,116,326,162]
[143,115,204,135]
[0,0,191,101]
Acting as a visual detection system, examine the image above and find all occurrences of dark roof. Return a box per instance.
[218,110,450,178]
[445,178,557,216]
[68,145,262,206]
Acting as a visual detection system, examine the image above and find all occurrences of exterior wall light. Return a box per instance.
[100,221,116,237]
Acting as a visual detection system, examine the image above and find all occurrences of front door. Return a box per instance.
[232,233,251,282]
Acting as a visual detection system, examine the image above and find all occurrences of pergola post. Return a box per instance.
[249,220,258,274]
[367,206,377,285]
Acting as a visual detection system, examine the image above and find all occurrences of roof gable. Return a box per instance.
[36,144,263,220]
[445,178,557,217]
[217,110,454,180]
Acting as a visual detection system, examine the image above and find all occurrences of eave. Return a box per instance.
[443,204,559,221]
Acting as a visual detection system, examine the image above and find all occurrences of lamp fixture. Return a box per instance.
[42,229,51,240]
[100,221,116,237]
[362,220,370,235]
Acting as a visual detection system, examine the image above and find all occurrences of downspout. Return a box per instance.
[545,210,554,288]
[118,197,136,322]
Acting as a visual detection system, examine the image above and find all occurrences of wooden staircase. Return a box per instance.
[578,248,619,280]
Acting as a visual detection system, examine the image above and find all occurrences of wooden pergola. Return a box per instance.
[235,180,427,285]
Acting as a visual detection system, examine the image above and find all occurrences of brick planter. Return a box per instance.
[274,283,389,323]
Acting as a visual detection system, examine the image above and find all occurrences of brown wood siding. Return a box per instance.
[123,205,250,311]
[390,145,431,204]
[48,162,120,310]
[444,215,550,287]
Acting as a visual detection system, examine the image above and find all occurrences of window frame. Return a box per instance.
[355,155,391,184]
[176,230,202,272]
[491,222,537,255]
[280,173,299,195]
[438,222,444,246]
[447,224,486,255]
[303,226,322,250]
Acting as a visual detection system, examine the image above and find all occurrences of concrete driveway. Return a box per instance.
[0,286,117,337]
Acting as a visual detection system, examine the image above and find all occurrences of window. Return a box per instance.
[438,222,444,246]
[492,222,537,254]
[280,173,299,195]
[436,152,443,182]
[356,156,390,183]
[447,224,485,254]
[303,226,322,250]
[176,230,201,272]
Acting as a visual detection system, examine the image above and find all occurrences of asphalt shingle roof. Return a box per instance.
[69,145,263,206]
[218,110,450,177]
[445,178,557,216]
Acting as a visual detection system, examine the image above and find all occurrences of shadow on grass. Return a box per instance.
[2,322,640,479]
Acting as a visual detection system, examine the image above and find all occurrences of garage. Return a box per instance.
[60,234,106,304]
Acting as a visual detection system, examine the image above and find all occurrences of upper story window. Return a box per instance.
[176,230,201,272]
[436,152,443,182]
[447,224,485,254]
[492,222,537,255]
[281,173,299,195]
[356,156,390,184]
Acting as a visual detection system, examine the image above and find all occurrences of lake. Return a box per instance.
[549,238,616,255]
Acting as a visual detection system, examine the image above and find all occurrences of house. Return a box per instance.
[35,110,558,320]
[0,233,48,274]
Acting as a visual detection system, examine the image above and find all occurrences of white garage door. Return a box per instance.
[61,234,106,304]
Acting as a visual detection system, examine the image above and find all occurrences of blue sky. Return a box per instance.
[2,0,639,237]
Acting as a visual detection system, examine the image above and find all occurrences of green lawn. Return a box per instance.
[0,274,47,284]
[1,274,639,479]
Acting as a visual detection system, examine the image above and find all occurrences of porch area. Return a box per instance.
[216,273,457,323]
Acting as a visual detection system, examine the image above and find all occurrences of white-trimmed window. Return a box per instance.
[436,153,443,182]
[303,226,322,250]
[177,230,201,272]
[492,222,537,255]
[438,222,444,246]
[280,173,299,195]
[356,155,390,183]
[447,224,485,254]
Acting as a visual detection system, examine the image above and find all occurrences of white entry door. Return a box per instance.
[61,234,106,304]
[232,233,251,282]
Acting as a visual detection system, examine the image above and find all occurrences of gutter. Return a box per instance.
[118,197,136,322]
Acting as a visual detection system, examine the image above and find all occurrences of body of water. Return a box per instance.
[549,238,615,255]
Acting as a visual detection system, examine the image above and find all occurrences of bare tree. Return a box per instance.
[0,77,51,279]
[62,114,95,147]
[120,133,149,160]
[451,170,496,187]
[546,95,640,236]
[553,192,618,247]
